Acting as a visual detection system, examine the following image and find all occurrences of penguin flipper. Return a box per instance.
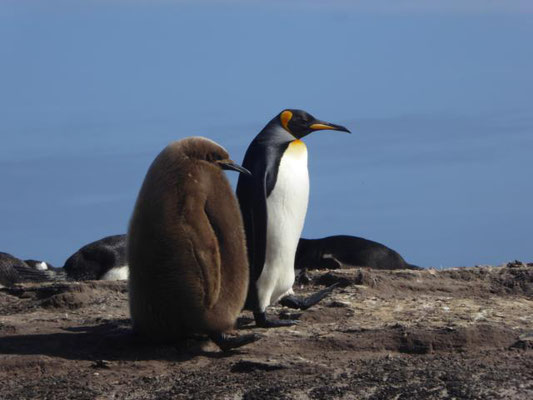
[183,197,222,310]
[251,171,269,281]
[236,164,268,296]
[237,141,289,311]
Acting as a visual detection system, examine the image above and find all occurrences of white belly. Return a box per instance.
[101,265,129,281]
[256,141,309,311]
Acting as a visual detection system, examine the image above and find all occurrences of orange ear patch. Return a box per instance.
[280,110,293,133]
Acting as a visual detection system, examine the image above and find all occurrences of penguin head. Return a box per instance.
[277,109,350,139]
[181,137,251,176]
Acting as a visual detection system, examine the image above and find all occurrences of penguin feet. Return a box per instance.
[210,332,263,352]
[279,283,339,310]
[254,312,299,328]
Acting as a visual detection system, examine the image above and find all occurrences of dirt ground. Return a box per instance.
[1,263,532,400]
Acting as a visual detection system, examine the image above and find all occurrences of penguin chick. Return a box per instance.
[128,137,259,351]
[236,109,350,328]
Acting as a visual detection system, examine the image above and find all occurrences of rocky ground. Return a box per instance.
[0,263,532,399]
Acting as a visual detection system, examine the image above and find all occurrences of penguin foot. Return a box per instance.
[279,283,339,310]
[254,312,299,328]
[210,332,262,352]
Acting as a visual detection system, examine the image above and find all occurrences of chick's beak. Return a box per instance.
[218,160,252,176]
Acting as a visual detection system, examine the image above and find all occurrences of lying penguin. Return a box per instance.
[295,235,421,271]
[128,137,260,351]
[24,259,66,281]
[5,235,127,283]
[63,234,128,281]
[2,234,128,284]
[0,252,52,287]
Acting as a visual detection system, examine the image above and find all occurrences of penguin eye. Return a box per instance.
[205,153,218,162]
[296,118,308,127]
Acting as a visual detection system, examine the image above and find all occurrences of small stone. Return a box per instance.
[279,310,302,320]
[91,360,111,369]
[328,300,351,308]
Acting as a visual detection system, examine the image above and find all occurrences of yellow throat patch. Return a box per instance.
[287,139,307,156]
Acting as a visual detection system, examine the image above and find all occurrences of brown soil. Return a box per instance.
[1,264,532,399]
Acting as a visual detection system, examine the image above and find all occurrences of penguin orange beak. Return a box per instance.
[218,160,252,176]
[309,120,351,133]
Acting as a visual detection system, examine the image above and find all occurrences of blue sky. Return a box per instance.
[1,0,532,267]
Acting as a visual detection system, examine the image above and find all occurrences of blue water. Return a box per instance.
[1,112,531,268]
[1,1,532,268]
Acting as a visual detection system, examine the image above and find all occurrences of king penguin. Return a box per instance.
[236,109,350,327]
[25,259,66,281]
[0,252,51,287]
[295,236,422,271]
[63,234,128,281]
[128,137,260,351]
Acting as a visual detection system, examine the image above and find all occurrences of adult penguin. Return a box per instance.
[0,252,51,287]
[25,259,66,281]
[295,236,422,271]
[236,109,350,327]
[63,234,128,281]
[128,137,260,351]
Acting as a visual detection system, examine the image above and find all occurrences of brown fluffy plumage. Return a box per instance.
[128,137,249,342]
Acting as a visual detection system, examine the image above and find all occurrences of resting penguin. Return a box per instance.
[63,234,128,281]
[236,109,350,328]
[25,259,66,281]
[295,236,422,272]
[128,137,260,351]
[0,252,51,287]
